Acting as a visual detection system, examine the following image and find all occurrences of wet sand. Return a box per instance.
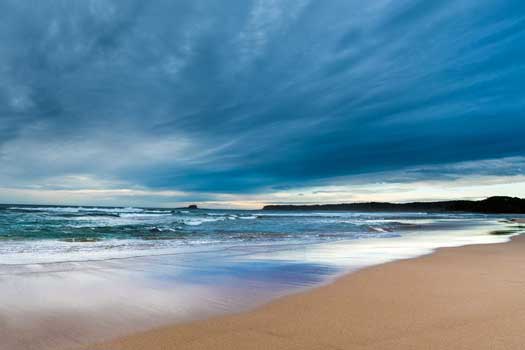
[93,233,525,350]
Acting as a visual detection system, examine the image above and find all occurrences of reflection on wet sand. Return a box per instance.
[0,250,337,350]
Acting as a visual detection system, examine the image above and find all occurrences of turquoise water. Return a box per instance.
[2,204,517,265]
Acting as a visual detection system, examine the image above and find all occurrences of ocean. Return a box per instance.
[1,204,518,265]
[0,204,522,349]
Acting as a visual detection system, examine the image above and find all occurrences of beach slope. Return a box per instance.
[93,234,525,350]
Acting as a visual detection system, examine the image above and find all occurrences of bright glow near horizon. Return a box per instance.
[2,167,525,209]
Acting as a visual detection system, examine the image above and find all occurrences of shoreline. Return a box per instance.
[4,217,517,350]
[90,231,525,350]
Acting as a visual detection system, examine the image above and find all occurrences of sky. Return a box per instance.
[0,0,524,208]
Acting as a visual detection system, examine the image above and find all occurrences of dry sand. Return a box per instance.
[92,234,525,350]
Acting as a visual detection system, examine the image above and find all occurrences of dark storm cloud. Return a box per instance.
[1,0,524,193]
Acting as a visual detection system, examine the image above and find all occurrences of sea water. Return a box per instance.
[0,205,523,349]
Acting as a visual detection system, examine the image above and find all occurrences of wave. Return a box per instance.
[55,212,122,218]
[1,207,516,265]
[179,217,226,226]
[8,206,147,214]
[119,212,172,218]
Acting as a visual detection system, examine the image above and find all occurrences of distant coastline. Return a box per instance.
[262,196,525,214]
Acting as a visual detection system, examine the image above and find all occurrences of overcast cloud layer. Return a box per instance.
[1,0,524,206]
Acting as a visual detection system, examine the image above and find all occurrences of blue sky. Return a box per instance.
[1,0,524,208]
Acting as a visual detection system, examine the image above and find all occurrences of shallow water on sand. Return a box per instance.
[0,206,523,349]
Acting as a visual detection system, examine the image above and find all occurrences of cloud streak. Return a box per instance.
[0,0,524,206]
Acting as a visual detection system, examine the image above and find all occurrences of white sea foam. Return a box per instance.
[9,206,147,214]
[119,213,172,218]
[181,217,226,226]
[248,220,519,270]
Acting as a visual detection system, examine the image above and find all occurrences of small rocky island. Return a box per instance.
[172,204,199,211]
